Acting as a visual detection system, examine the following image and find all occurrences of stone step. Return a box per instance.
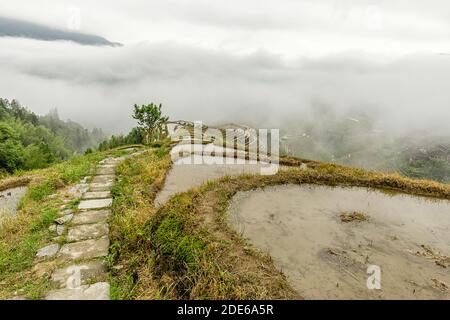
[51,260,106,288]
[56,225,65,236]
[58,237,109,261]
[71,210,110,225]
[98,163,115,167]
[67,223,109,242]
[45,282,110,300]
[58,209,74,216]
[91,175,115,184]
[83,191,111,199]
[36,155,128,300]
[89,182,113,192]
[78,198,112,210]
[96,167,115,175]
[36,244,60,259]
[54,213,73,225]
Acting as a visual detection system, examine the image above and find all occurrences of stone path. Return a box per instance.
[32,156,123,300]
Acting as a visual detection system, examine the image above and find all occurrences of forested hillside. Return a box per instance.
[279,106,450,183]
[97,127,144,151]
[0,98,106,174]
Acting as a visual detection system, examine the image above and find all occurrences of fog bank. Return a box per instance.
[1,38,450,135]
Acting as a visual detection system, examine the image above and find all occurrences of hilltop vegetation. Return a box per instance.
[395,141,450,183]
[280,105,450,183]
[0,99,106,175]
[98,103,168,151]
[98,127,144,151]
[0,100,170,175]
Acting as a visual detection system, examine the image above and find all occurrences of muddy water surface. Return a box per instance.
[155,154,273,205]
[0,186,27,222]
[228,184,450,299]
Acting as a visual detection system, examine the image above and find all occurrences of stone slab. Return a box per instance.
[67,223,109,242]
[71,210,110,225]
[99,158,114,164]
[91,175,115,184]
[55,214,73,225]
[45,282,110,300]
[89,187,110,192]
[36,244,60,258]
[83,191,111,199]
[89,182,113,192]
[51,260,106,288]
[56,225,65,236]
[58,209,74,216]
[32,261,56,278]
[67,183,89,197]
[96,167,115,175]
[58,237,109,260]
[78,198,112,210]
[90,181,113,187]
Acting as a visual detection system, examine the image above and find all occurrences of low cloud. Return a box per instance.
[0,16,120,46]
[1,37,450,136]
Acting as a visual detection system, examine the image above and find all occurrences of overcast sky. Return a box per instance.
[1,0,450,134]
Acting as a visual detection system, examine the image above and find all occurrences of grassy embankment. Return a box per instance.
[0,147,138,299]
[3,134,447,299]
[109,143,449,300]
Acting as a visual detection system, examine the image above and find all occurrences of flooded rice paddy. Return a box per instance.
[155,153,274,205]
[0,186,27,222]
[228,184,450,299]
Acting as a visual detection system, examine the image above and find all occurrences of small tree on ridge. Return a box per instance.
[132,103,169,144]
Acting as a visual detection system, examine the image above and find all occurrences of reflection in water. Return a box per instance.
[155,154,269,205]
[228,184,450,299]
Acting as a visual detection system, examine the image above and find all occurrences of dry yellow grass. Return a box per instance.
[339,211,367,223]
[0,176,32,192]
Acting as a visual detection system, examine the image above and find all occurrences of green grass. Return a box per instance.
[144,187,299,300]
[0,150,113,299]
[108,145,172,300]
[145,165,450,299]
[152,213,206,272]
[109,144,297,300]
[4,137,447,300]
[30,206,58,232]
[106,137,450,300]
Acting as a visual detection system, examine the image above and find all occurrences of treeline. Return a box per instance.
[97,103,169,151]
[98,127,144,151]
[40,109,105,153]
[0,98,106,174]
[395,143,450,183]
